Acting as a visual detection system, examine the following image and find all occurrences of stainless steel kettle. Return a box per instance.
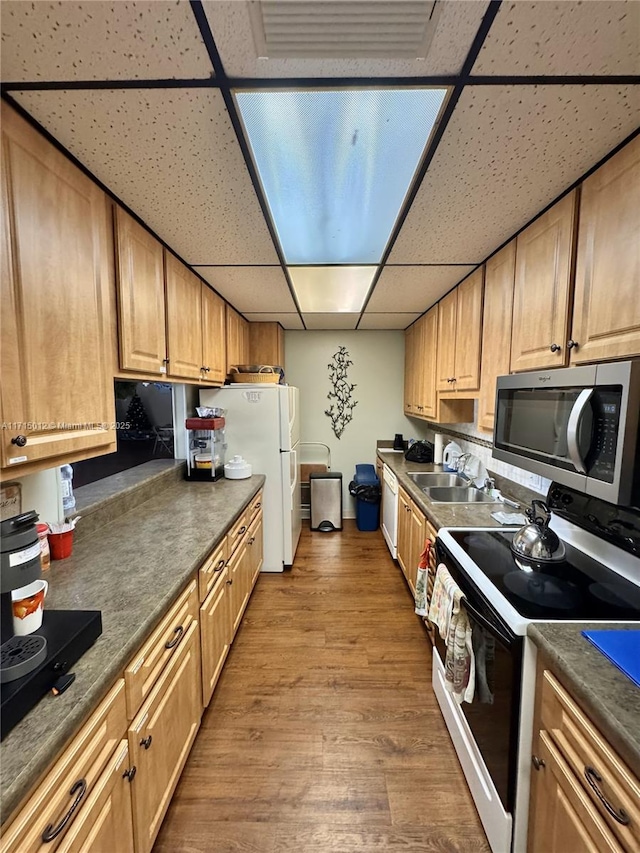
[511,500,566,563]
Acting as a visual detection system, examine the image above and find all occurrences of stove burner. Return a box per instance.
[503,571,582,610]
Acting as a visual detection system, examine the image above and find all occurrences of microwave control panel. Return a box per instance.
[588,388,621,482]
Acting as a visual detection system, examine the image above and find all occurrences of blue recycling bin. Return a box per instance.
[349,464,381,532]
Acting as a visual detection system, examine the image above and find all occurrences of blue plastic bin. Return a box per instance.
[350,464,381,532]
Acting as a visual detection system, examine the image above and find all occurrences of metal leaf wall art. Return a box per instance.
[325,346,358,439]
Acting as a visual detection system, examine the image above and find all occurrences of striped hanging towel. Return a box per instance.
[414,540,431,616]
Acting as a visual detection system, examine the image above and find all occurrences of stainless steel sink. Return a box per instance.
[424,486,501,504]
[408,472,467,487]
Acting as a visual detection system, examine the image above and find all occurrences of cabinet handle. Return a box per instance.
[549,343,562,353]
[254,502,261,509]
[584,766,630,825]
[226,579,233,585]
[567,339,579,350]
[531,755,545,771]
[237,525,247,536]
[213,559,226,572]
[164,625,184,649]
[123,766,137,782]
[248,536,255,545]
[41,778,87,842]
[140,735,153,750]
[11,435,27,447]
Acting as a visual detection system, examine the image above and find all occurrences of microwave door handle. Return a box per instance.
[461,597,513,647]
[567,388,594,474]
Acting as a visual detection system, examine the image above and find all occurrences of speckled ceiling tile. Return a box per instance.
[243,313,304,330]
[1,0,214,81]
[13,88,280,265]
[194,266,297,312]
[474,0,640,76]
[388,84,640,264]
[358,313,422,330]
[203,0,489,78]
[367,265,478,313]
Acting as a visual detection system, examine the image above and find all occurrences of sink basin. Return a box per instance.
[408,472,467,487]
[424,486,501,504]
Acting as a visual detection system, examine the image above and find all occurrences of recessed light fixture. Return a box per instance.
[235,88,447,265]
[288,266,377,313]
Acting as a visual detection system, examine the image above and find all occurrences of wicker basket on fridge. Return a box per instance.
[228,365,282,384]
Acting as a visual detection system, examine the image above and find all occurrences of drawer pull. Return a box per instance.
[237,525,247,536]
[532,755,545,771]
[254,502,261,509]
[140,735,153,750]
[584,766,631,826]
[248,536,255,545]
[164,625,184,649]
[41,778,87,842]
[214,559,226,572]
[123,766,137,782]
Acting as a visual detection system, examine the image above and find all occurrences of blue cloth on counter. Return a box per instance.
[582,630,640,689]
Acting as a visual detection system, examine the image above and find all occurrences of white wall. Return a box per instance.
[285,330,430,517]
[7,468,63,524]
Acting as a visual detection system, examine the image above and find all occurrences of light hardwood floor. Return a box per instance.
[154,521,490,853]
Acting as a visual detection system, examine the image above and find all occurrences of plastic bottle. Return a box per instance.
[60,464,76,515]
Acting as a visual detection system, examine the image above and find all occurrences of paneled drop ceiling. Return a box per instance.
[2,0,639,331]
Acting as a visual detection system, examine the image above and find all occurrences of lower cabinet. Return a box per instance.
[528,664,640,853]
[397,487,426,596]
[128,619,202,853]
[1,491,264,853]
[56,741,135,853]
[200,567,232,707]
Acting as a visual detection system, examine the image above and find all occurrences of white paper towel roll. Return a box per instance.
[434,433,444,464]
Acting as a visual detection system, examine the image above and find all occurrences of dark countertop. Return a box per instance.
[0,474,265,824]
[376,450,518,530]
[528,623,640,778]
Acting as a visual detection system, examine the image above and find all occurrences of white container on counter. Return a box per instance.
[224,455,252,480]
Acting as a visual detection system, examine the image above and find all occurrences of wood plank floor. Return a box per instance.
[154,521,490,853]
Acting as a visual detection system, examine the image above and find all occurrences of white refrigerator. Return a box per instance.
[199,384,301,572]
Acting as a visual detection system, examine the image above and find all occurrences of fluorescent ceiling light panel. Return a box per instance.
[235,88,447,264]
[289,266,376,312]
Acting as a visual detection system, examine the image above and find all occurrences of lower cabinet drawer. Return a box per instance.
[540,669,640,852]
[227,511,248,556]
[124,579,198,720]
[127,618,202,853]
[198,539,227,603]
[55,741,135,853]
[0,680,127,853]
[249,489,263,521]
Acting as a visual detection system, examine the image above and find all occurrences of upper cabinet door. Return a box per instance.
[115,207,166,375]
[201,284,226,384]
[454,268,484,391]
[225,306,249,376]
[571,137,640,365]
[510,191,577,372]
[165,252,203,380]
[249,322,284,368]
[478,243,516,432]
[420,306,438,419]
[403,322,416,415]
[436,288,457,390]
[1,103,114,472]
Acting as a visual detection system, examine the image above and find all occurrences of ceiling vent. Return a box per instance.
[248,1,442,60]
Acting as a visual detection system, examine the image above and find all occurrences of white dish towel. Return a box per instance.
[428,564,475,704]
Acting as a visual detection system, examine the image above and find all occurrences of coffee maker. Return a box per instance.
[0,511,47,681]
[0,511,102,739]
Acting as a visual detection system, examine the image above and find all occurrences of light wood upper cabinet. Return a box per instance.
[1,103,115,476]
[225,305,250,375]
[165,252,203,381]
[201,284,226,384]
[478,242,516,432]
[510,191,577,372]
[249,322,284,367]
[436,270,483,392]
[436,289,458,391]
[419,306,438,419]
[571,137,640,364]
[114,207,167,375]
[404,322,418,415]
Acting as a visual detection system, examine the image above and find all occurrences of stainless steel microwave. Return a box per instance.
[493,360,640,507]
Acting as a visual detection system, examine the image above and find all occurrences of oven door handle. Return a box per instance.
[566,388,594,474]
[461,597,513,647]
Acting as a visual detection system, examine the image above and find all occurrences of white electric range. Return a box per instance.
[434,482,640,853]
